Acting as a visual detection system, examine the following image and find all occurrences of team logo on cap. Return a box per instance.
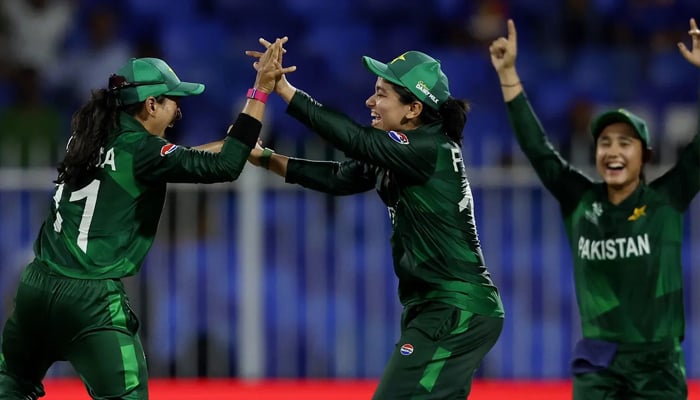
[391,52,408,63]
[160,143,179,157]
[387,131,409,145]
[400,343,414,356]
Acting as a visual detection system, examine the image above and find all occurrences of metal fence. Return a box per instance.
[1,161,700,380]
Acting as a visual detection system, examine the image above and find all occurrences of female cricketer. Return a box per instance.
[490,18,700,399]
[0,39,292,399]
[246,41,504,399]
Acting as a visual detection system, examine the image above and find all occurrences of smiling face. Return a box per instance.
[595,122,644,191]
[365,77,422,132]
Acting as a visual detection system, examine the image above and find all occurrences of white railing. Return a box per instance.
[1,161,699,379]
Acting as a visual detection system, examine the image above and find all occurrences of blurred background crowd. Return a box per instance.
[1,0,700,169]
[3,0,700,381]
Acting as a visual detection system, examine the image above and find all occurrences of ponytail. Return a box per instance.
[390,83,470,146]
[438,98,470,146]
[55,89,121,185]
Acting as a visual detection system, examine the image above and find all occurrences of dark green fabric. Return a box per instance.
[573,340,686,400]
[373,302,503,399]
[35,112,252,280]
[506,92,700,343]
[0,261,148,399]
[286,92,503,318]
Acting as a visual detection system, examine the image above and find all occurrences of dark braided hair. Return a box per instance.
[55,89,121,186]
[391,83,470,146]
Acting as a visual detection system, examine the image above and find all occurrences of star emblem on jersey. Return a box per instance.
[400,343,414,356]
[387,131,409,144]
[628,205,647,221]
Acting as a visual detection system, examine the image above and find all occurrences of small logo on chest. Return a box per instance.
[400,343,414,356]
[585,202,603,224]
[628,205,647,221]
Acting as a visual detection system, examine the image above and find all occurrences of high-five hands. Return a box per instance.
[247,38,295,94]
[678,18,700,68]
[252,37,297,94]
[247,37,297,102]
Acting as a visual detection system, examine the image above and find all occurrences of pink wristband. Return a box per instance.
[246,88,269,104]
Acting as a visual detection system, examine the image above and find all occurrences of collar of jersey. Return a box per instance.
[600,181,645,210]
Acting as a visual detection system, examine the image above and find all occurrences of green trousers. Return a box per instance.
[0,260,148,400]
[573,339,687,400]
[373,301,503,400]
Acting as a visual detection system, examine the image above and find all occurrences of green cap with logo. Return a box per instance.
[362,51,450,110]
[110,57,205,105]
[590,108,652,150]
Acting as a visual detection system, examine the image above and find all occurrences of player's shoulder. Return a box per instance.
[639,182,671,203]
[111,130,168,152]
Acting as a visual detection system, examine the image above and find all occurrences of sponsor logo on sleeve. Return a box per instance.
[160,143,179,157]
[400,343,414,356]
[387,131,409,145]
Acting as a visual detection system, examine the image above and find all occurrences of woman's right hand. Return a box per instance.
[246,37,297,102]
[489,19,518,75]
[252,37,296,95]
[678,18,700,68]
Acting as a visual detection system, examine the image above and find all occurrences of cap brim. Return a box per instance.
[362,56,403,86]
[591,111,634,139]
[165,81,205,97]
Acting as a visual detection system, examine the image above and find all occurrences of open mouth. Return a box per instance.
[604,162,624,173]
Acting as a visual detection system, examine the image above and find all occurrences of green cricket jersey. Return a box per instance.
[284,91,504,317]
[507,92,700,343]
[34,112,257,279]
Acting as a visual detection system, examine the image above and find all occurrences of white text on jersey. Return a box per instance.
[577,234,650,261]
[100,147,116,171]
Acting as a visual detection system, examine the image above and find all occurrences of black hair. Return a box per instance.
[391,83,470,146]
[55,89,120,186]
[55,89,169,186]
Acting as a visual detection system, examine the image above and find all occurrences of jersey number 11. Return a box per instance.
[52,180,101,253]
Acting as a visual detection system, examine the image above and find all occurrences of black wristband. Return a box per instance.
[226,113,261,148]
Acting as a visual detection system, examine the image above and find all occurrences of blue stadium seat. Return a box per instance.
[428,49,491,100]
[648,48,697,102]
[568,47,615,103]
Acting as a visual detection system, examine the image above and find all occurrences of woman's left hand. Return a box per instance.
[678,18,700,67]
[246,37,296,99]
[252,37,296,94]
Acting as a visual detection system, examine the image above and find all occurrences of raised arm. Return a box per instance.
[489,19,592,208]
[652,18,700,209]
[490,19,523,102]
[135,38,295,184]
[246,39,437,183]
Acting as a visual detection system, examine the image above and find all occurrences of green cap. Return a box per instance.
[110,57,205,105]
[362,51,450,110]
[590,108,652,150]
